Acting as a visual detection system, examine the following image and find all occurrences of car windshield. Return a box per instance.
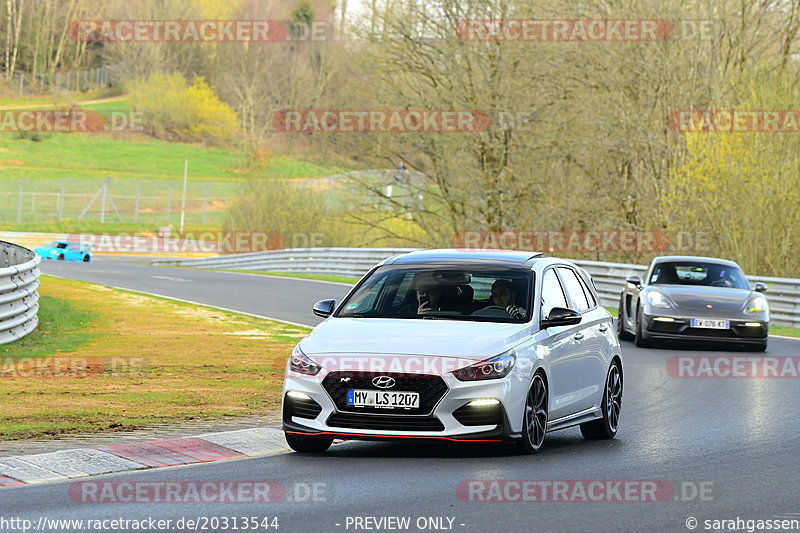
[649,261,750,289]
[336,265,533,323]
[47,242,67,249]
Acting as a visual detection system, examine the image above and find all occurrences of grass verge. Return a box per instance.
[213,269,359,285]
[0,275,309,440]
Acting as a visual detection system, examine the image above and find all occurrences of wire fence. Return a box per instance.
[0,170,428,227]
[0,65,123,98]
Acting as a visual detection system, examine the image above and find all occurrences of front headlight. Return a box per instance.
[647,290,673,309]
[745,296,768,314]
[453,350,516,381]
[289,345,321,376]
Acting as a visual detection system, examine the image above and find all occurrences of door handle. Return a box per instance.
[573,332,584,341]
[599,325,608,332]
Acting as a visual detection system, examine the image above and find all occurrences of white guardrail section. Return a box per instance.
[152,248,800,328]
[0,241,41,345]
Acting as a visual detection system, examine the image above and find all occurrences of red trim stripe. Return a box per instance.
[286,430,502,442]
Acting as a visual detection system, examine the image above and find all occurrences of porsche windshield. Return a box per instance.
[649,262,750,289]
[336,266,533,322]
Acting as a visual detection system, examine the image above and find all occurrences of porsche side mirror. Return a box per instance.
[312,299,336,318]
[754,282,768,293]
[541,307,582,329]
[626,275,643,288]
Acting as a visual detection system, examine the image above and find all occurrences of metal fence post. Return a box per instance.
[19,73,23,97]
[202,182,210,225]
[134,179,143,223]
[59,178,68,220]
[166,181,173,223]
[17,180,26,224]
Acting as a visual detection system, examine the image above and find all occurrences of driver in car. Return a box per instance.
[490,279,526,319]
[470,279,526,319]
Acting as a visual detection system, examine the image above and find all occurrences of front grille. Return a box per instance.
[453,403,503,427]
[284,395,323,420]
[327,413,445,432]
[322,371,448,415]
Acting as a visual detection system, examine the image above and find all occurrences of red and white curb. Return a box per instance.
[0,427,289,487]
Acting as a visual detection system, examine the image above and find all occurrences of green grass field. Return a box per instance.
[0,110,342,229]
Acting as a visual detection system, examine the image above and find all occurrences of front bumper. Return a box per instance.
[281,369,527,443]
[642,313,768,343]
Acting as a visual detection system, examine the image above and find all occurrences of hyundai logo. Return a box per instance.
[372,376,396,389]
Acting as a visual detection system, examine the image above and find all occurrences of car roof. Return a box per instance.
[651,255,741,268]
[385,249,543,268]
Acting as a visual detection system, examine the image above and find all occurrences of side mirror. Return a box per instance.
[626,275,643,288]
[541,307,582,329]
[312,299,336,318]
[754,282,768,293]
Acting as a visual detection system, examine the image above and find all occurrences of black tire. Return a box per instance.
[57,254,65,261]
[616,294,633,341]
[581,361,622,439]
[285,432,333,453]
[634,306,651,348]
[746,341,767,352]
[83,254,91,263]
[518,373,548,454]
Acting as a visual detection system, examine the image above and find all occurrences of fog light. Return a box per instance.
[744,322,762,327]
[653,317,675,322]
[467,399,500,407]
[287,391,311,400]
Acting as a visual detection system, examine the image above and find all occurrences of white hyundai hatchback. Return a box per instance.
[281,250,623,454]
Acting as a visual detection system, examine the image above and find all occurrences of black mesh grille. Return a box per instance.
[327,413,445,432]
[453,403,503,426]
[322,371,448,415]
[284,395,323,420]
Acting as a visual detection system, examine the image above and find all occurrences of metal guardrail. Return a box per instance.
[0,241,41,345]
[153,249,800,328]
[152,248,419,278]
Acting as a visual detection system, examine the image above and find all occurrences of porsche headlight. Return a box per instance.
[745,296,768,314]
[647,290,673,309]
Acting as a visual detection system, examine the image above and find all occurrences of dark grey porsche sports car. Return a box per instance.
[617,256,769,351]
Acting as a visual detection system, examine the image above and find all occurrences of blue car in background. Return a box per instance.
[34,241,93,262]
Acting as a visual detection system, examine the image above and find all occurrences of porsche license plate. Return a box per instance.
[691,319,730,329]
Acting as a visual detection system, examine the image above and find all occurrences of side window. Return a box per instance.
[557,267,591,312]
[541,269,568,318]
[578,274,597,308]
